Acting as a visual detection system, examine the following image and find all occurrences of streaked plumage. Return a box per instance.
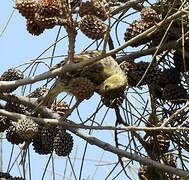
[34,50,128,111]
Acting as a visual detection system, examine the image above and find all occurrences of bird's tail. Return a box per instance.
[33,82,62,112]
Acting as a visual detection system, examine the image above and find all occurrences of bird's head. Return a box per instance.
[98,73,128,98]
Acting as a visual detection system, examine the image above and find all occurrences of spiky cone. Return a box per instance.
[27,86,49,98]
[65,77,96,101]
[36,76,96,111]
[162,154,177,168]
[163,154,184,180]
[15,0,37,20]
[0,172,24,180]
[151,19,187,46]
[11,176,25,180]
[120,61,161,87]
[0,68,22,81]
[79,15,107,40]
[15,118,39,141]
[153,0,182,19]
[150,29,165,46]
[35,13,56,29]
[120,61,138,87]
[162,84,188,104]
[78,1,107,21]
[26,19,45,35]
[4,101,26,115]
[32,126,58,155]
[0,68,24,93]
[157,68,181,88]
[173,50,189,72]
[1,102,26,132]
[140,6,157,22]
[144,113,162,137]
[37,0,62,17]
[25,86,49,116]
[148,134,170,157]
[53,130,73,156]
[0,116,11,133]
[0,172,11,179]
[105,0,120,6]
[138,164,160,180]
[171,175,185,180]
[51,100,69,116]
[6,124,25,145]
[69,0,80,9]
[124,19,154,47]
[148,82,163,100]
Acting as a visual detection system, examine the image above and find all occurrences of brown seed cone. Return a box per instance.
[0,68,24,93]
[140,6,157,22]
[162,84,188,104]
[171,175,185,180]
[68,0,80,9]
[120,61,161,87]
[37,0,62,17]
[66,77,96,101]
[153,0,182,19]
[0,116,11,133]
[163,154,177,168]
[145,113,162,137]
[27,86,49,98]
[78,1,107,21]
[35,13,56,29]
[148,134,170,156]
[53,131,73,156]
[25,86,49,115]
[124,19,154,47]
[32,126,58,155]
[0,171,24,180]
[15,0,37,20]
[6,125,25,145]
[138,164,160,180]
[162,154,184,179]
[0,172,11,179]
[10,176,25,180]
[51,100,69,116]
[173,50,189,72]
[157,68,181,88]
[4,102,26,115]
[106,0,120,6]
[15,118,39,141]
[79,15,107,40]
[26,19,45,35]
[148,82,163,100]
[150,30,165,46]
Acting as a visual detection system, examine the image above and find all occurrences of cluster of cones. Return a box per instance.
[122,2,189,104]
[15,0,120,38]
[0,171,24,180]
[0,68,73,157]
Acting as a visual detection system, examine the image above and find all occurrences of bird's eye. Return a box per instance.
[105,84,110,89]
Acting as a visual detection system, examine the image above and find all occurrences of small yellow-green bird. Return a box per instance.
[34,50,128,111]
